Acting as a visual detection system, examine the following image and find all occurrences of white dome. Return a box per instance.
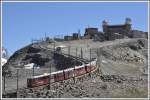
[1,58,7,66]
[125,18,132,24]
[102,20,108,25]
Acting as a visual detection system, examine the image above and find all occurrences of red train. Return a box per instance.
[27,59,97,88]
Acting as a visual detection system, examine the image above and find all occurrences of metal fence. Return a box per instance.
[2,35,103,96]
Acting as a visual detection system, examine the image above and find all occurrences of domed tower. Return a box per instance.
[2,47,8,66]
[125,18,132,24]
[102,20,108,33]
[125,18,132,31]
[2,47,8,59]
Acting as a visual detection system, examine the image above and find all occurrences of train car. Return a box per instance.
[91,60,96,65]
[90,60,97,71]
[64,67,74,79]
[74,65,86,76]
[27,74,48,87]
[53,70,64,82]
[85,63,91,73]
[27,59,97,88]
[27,73,54,88]
[85,59,97,73]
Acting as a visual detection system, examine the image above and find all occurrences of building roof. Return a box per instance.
[86,27,98,29]
[106,24,128,28]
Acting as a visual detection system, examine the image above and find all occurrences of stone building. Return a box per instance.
[64,36,73,41]
[84,28,99,39]
[103,18,132,40]
[72,33,80,40]
[93,32,105,42]
[128,30,148,39]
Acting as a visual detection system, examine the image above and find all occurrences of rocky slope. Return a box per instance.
[2,37,148,98]
[99,38,148,75]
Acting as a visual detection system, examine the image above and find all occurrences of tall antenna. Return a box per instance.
[78,29,81,39]
[45,32,47,40]
[78,29,80,34]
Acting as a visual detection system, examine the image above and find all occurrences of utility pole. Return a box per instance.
[73,48,78,83]
[31,39,33,45]
[89,48,91,77]
[63,69,65,80]
[45,32,47,41]
[98,48,102,75]
[78,29,81,40]
[16,69,19,91]
[53,41,55,51]
[3,73,5,92]
[49,64,51,90]
[53,41,56,61]
[32,64,35,76]
[68,46,70,56]
[97,48,99,71]
[81,48,83,58]
[76,48,78,57]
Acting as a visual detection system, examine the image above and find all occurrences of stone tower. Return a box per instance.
[102,20,108,33]
[125,18,132,31]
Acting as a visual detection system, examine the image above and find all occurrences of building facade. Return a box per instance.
[84,28,99,39]
[72,33,80,40]
[103,18,132,40]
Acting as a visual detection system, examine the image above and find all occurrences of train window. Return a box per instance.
[85,62,88,64]
[38,76,47,80]
[68,71,72,76]
[34,78,39,81]
[27,79,30,84]
[59,73,63,76]
[44,76,49,79]
[55,74,59,78]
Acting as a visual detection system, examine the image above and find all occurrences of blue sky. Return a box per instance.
[2,2,148,56]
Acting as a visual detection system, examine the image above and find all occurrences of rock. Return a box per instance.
[100,84,107,90]
[128,30,147,38]
[27,46,41,53]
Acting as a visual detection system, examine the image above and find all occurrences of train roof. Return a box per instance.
[30,70,64,79]
[32,73,50,78]
[64,67,74,71]
[51,70,64,75]
[28,59,97,79]
[75,65,85,69]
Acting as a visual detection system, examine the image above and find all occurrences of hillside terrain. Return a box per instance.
[2,37,148,98]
